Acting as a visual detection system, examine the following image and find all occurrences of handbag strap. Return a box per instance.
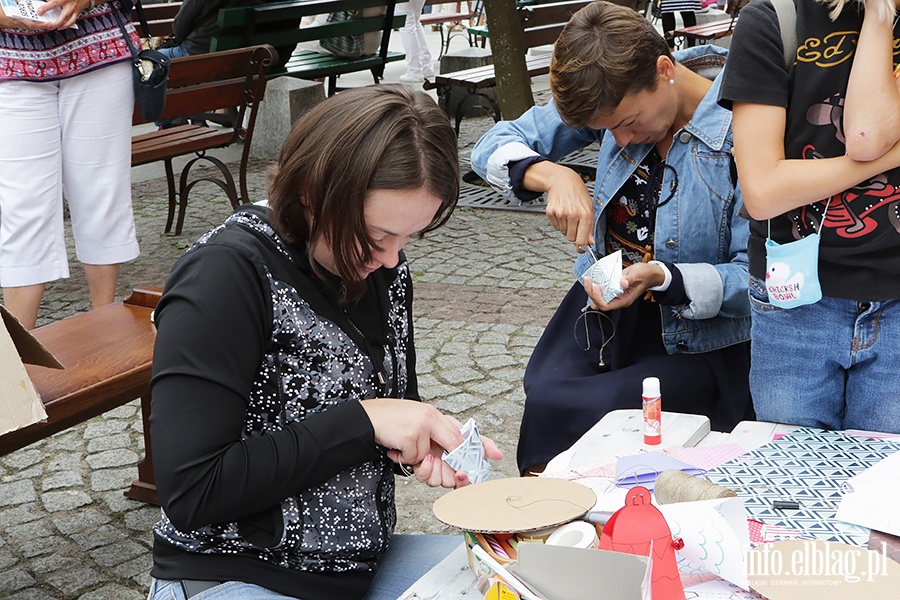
[111,2,142,62]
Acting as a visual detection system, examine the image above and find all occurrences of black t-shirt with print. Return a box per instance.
[719,0,900,301]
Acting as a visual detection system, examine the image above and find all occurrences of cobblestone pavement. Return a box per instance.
[0,92,573,598]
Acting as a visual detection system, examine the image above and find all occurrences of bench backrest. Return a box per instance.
[132,44,275,132]
[518,0,594,49]
[212,0,402,56]
[132,1,182,37]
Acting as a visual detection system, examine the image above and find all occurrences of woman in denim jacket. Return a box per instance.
[471,2,752,474]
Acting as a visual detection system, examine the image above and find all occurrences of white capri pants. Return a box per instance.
[0,61,140,288]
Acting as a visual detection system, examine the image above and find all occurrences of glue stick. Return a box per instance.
[642,377,661,445]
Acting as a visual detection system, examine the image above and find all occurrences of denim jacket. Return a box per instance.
[471,45,749,355]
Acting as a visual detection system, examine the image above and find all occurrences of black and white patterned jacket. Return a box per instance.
[150,206,417,597]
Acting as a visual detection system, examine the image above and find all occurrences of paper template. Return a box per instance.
[615,452,705,491]
[835,449,900,537]
[659,496,751,590]
[706,429,900,547]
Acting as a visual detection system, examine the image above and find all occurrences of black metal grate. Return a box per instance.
[457,147,598,213]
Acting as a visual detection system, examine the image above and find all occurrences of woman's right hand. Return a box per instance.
[360,398,465,467]
[524,161,595,249]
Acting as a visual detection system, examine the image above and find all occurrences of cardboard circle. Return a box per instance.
[432,477,596,534]
[748,539,900,599]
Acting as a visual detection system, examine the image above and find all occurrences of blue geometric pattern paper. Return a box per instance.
[706,429,900,547]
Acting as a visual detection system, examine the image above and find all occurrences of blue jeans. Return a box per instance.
[748,275,900,433]
[157,42,191,60]
[146,534,462,599]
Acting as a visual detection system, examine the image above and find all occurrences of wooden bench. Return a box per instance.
[425,0,592,134]
[132,1,181,38]
[212,0,404,96]
[420,0,483,59]
[131,44,275,236]
[0,287,162,504]
[666,0,747,48]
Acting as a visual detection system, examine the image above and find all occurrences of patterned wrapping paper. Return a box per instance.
[443,418,492,484]
[706,429,900,547]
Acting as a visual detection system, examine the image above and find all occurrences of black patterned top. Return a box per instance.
[150,205,416,599]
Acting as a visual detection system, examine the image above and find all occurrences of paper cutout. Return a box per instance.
[835,449,900,537]
[600,486,686,600]
[663,443,747,472]
[582,249,625,303]
[615,452,706,490]
[442,418,492,484]
[658,496,751,590]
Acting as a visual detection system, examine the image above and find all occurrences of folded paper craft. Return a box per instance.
[442,418,492,484]
[581,249,624,303]
[615,452,705,490]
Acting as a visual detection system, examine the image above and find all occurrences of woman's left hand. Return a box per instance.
[412,436,503,489]
[36,0,91,30]
[584,262,666,311]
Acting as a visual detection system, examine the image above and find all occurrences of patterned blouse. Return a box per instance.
[0,1,138,82]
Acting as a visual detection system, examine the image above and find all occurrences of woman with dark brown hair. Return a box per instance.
[147,84,501,600]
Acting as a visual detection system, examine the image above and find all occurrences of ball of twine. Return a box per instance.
[654,469,737,504]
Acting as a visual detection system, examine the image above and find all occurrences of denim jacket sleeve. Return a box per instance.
[471,99,602,200]
[675,183,750,321]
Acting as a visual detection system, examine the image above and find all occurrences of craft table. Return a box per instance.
[399,410,795,599]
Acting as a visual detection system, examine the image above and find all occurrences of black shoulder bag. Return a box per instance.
[112,1,171,122]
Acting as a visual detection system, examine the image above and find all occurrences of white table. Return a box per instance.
[399,410,794,599]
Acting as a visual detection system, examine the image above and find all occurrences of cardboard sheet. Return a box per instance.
[432,477,596,534]
[0,306,61,436]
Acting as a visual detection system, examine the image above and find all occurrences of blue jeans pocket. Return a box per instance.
[748,275,783,313]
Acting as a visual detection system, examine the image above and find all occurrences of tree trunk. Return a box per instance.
[482,0,533,120]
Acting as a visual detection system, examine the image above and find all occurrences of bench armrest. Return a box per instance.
[124,286,163,309]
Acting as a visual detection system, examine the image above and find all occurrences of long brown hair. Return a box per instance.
[268,84,459,300]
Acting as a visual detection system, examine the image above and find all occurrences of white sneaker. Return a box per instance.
[399,72,425,84]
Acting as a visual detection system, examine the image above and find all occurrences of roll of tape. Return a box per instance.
[516,525,559,544]
[545,521,599,550]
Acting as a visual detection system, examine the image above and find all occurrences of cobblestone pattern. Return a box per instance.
[0,110,576,598]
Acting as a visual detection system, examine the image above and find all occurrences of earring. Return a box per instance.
[668,79,675,86]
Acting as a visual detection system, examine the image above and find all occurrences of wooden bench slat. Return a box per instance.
[132,127,234,166]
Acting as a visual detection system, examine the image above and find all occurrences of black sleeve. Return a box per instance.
[150,245,379,532]
[718,0,789,110]
[651,262,688,306]
[509,156,548,201]
[172,0,210,42]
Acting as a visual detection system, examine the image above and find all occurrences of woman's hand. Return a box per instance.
[584,262,666,311]
[360,399,503,489]
[523,161,595,249]
[36,0,91,30]
[411,435,503,489]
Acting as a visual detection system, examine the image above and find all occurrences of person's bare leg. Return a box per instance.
[3,283,46,330]
[84,263,121,308]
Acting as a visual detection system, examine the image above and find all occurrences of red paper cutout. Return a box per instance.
[599,486,686,600]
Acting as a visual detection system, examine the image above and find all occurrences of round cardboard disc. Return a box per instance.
[748,539,900,599]
[432,477,596,534]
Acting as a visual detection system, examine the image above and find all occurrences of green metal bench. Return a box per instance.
[212,0,405,95]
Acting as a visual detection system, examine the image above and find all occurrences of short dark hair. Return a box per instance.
[267,84,459,300]
[550,1,672,129]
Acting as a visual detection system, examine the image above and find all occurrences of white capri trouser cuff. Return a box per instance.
[0,61,139,288]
